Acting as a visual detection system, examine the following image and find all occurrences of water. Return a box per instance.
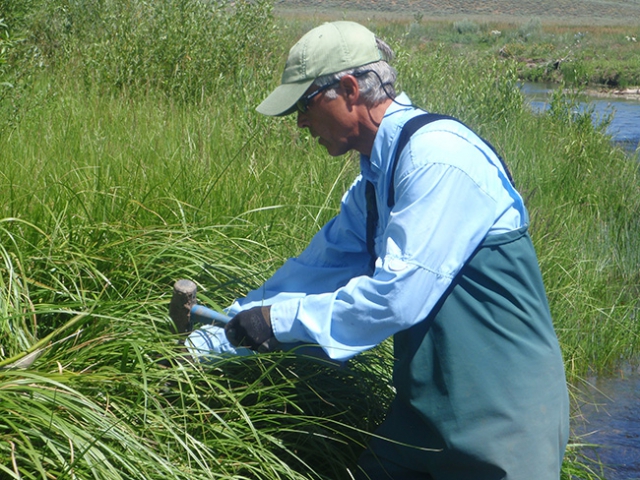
[521,82,640,478]
[575,366,640,480]
[520,82,640,155]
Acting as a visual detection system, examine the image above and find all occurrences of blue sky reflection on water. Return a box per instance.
[520,82,640,155]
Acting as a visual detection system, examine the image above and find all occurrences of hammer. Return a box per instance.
[169,279,230,335]
[168,280,340,365]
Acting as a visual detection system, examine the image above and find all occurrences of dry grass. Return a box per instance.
[275,0,640,25]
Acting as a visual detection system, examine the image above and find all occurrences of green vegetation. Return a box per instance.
[0,0,639,478]
[369,18,640,89]
[279,0,640,89]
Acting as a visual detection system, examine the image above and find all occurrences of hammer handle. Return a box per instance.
[190,305,231,325]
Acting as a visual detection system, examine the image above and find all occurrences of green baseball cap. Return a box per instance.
[256,21,383,117]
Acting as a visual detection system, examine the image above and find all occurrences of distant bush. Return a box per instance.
[453,18,480,35]
[498,42,527,59]
[518,18,542,41]
[560,58,592,86]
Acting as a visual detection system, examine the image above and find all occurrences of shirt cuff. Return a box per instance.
[270,299,314,345]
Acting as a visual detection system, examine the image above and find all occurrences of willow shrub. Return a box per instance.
[7,0,275,99]
[0,0,278,137]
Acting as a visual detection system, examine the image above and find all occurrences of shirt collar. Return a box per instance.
[360,92,416,179]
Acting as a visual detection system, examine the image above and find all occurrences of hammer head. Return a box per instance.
[169,279,198,334]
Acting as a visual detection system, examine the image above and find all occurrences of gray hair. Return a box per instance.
[314,38,397,106]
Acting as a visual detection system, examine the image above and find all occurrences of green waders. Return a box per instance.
[356,227,569,480]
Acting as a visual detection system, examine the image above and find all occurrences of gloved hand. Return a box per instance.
[185,324,254,361]
[225,306,279,352]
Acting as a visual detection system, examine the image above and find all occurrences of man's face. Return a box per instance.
[296,81,359,157]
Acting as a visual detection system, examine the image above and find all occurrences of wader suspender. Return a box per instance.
[365,113,515,272]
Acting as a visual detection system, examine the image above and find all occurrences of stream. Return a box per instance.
[575,366,640,480]
[520,82,640,155]
[521,83,640,479]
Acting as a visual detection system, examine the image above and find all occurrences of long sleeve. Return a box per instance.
[230,94,526,362]
[227,175,372,311]
[269,157,501,361]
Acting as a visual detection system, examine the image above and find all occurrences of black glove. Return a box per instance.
[225,306,279,352]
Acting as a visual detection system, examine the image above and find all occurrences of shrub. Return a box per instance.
[5,0,278,102]
[453,18,480,35]
[560,58,592,86]
[518,18,542,41]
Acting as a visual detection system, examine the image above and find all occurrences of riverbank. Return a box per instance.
[275,6,640,94]
[521,81,640,155]
[590,86,640,100]
[532,84,640,101]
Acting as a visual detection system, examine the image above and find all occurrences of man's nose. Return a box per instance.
[297,110,309,129]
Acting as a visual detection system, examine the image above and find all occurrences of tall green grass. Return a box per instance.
[0,3,639,478]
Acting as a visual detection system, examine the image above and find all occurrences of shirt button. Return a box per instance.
[387,258,408,272]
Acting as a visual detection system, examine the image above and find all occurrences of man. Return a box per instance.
[187,21,569,480]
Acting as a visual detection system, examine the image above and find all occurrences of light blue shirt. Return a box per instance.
[223,93,527,361]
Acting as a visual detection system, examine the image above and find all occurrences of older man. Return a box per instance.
[190,21,569,480]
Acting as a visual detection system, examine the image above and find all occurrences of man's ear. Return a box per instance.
[339,74,360,107]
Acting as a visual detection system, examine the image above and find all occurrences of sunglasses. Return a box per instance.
[296,70,374,114]
[296,80,341,113]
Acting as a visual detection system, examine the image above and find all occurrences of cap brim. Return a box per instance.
[256,80,314,116]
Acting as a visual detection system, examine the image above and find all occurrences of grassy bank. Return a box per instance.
[278,11,640,90]
[1,1,639,478]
